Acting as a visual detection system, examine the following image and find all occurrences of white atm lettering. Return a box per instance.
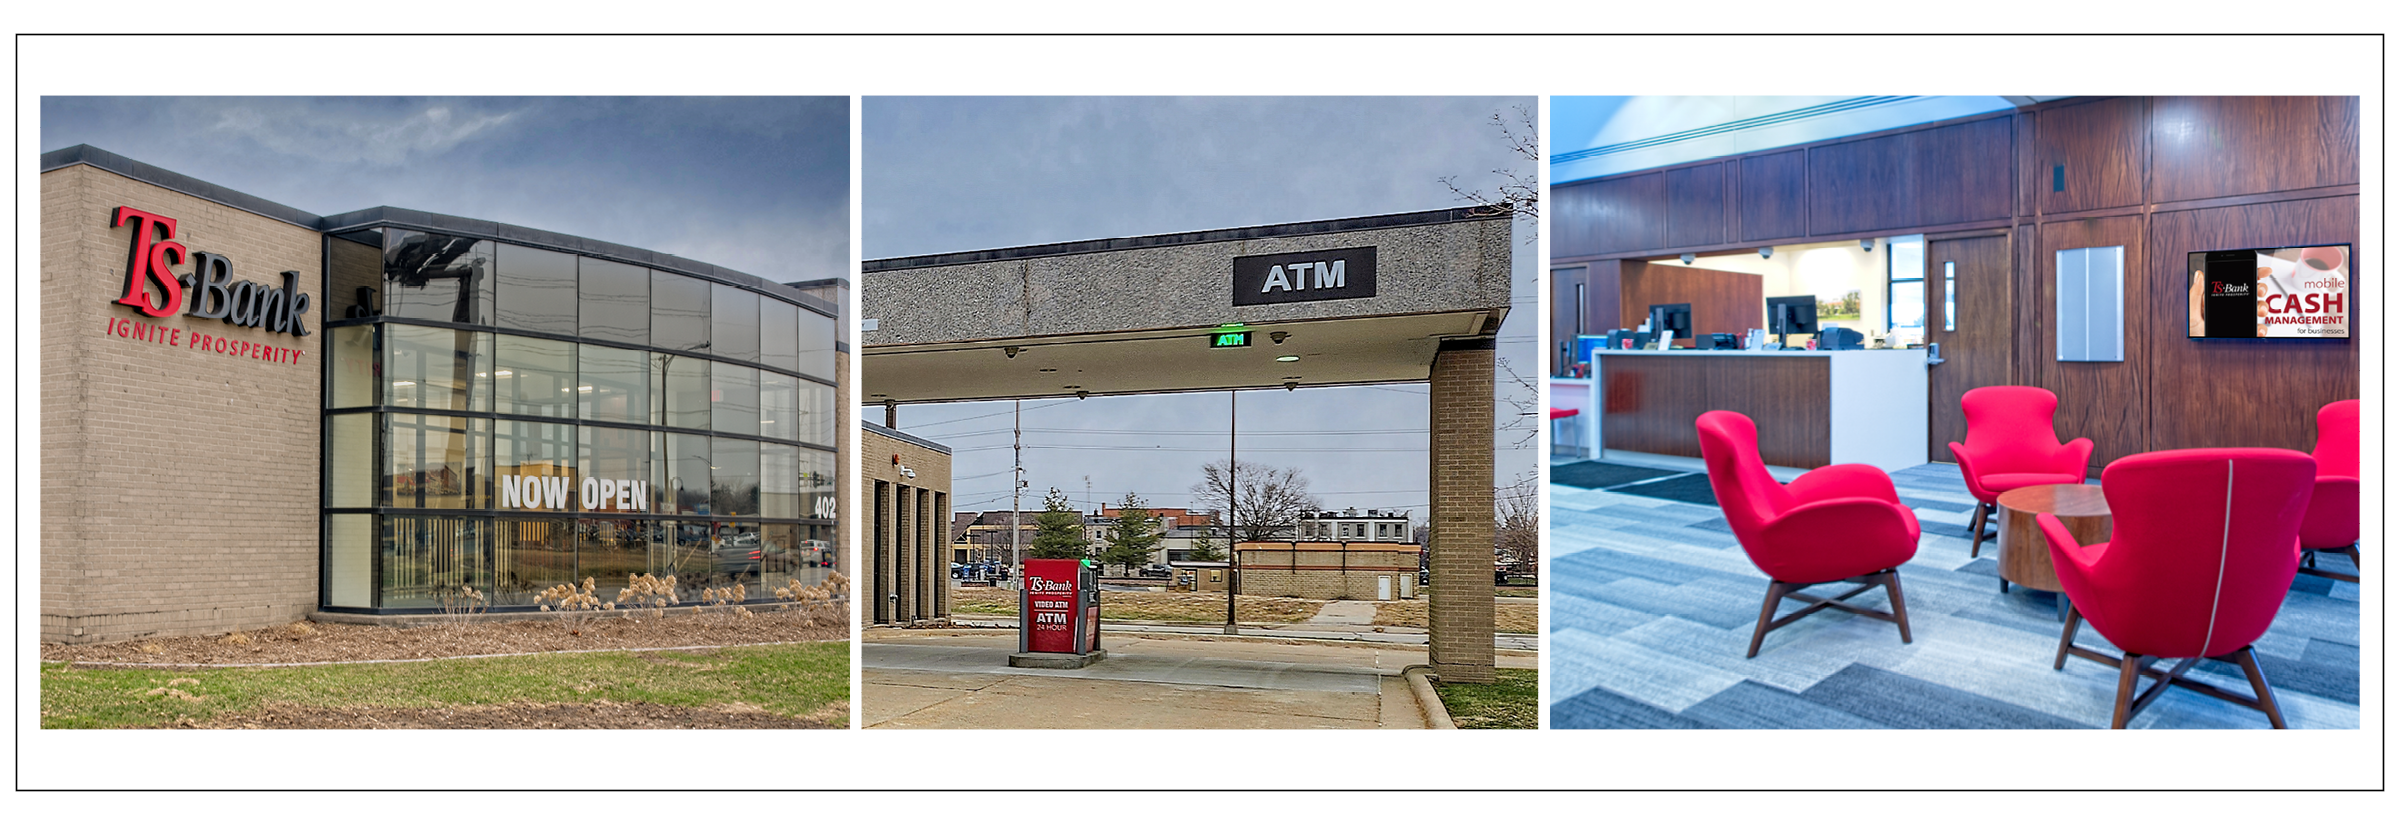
[1260,260,1345,293]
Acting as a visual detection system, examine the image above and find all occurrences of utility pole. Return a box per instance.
[1010,399,1023,590]
[1224,389,1238,636]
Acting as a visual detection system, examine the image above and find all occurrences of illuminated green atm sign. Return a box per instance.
[1209,330,1252,348]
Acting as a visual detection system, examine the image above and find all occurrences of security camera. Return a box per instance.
[1004,346,1021,359]
[1283,381,1298,392]
[1758,247,1774,259]
[1269,331,1289,345]
[1679,253,1695,265]
[1861,238,1876,252]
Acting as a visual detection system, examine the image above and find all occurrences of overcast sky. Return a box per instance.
[864,96,1540,521]
[41,96,850,283]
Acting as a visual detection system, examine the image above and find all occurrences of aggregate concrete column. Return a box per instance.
[1428,338,1497,683]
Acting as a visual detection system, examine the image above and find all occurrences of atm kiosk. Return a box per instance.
[1011,558,1105,668]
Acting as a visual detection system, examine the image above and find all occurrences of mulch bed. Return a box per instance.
[194,699,849,729]
[42,604,849,666]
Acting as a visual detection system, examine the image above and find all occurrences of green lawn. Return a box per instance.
[1432,667,1539,730]
[41,641,847,729]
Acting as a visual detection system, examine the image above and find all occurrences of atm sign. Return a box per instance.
[1209,331,1252,348]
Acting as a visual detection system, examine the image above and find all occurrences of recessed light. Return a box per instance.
[1275,355,1300,362]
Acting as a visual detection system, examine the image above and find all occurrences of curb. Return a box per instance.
[1402,664,1456,729]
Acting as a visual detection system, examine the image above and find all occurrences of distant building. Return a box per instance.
[1298,508,1413,543]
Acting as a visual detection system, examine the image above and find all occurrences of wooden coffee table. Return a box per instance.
[1996,483,2111,618]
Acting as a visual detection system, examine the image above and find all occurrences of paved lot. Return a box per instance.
[863,629,1535,729]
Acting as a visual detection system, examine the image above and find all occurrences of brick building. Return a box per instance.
[862,422,951,625]
[1169,542,1421,600]
[40,146,844,644]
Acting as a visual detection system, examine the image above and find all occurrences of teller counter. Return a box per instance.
[1593,349,1929,472]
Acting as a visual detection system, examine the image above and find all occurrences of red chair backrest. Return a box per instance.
[1957,386,2068,472]
[2313,399,2360,478]
[1695,411,1793,548]
[2096,448,2314,658]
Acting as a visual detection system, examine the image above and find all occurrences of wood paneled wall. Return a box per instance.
[1556,97,2360,471]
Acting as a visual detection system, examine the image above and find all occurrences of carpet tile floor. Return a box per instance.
[1550,460,2361,729]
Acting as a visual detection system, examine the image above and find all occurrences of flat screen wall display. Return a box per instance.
[2188,245,2352,339]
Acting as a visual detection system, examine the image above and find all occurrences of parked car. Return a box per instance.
[1141,563,1171,578]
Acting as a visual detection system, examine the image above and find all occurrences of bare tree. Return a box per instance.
[1189,459,1321,545]
[1495,471,1541,582]
[1495,355,1541,449]
[1441,103,1540,231]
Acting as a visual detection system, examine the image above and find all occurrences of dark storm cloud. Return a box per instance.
[41,96,849,283]
[864,96,1541,521]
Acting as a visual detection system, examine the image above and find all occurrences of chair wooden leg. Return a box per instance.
[1968,502,1989,558]
[1882,569,1912,644]
[2054,604,2082,670]
[1746,579,1788,659]
[2228,647,2288,730]
[2111,653,2148,729]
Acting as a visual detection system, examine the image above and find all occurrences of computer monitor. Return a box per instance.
[1646,303,1692,343]
[1765,295,1817,345]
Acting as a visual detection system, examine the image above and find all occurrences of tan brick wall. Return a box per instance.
[860,428,950,625]
[1427,341,1496,682]
[42,165,326,644]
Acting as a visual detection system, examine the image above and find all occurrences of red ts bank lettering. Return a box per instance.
[106,206,311,364]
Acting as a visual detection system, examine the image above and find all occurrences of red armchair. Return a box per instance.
[1950,386,2094,559]
[2299,399,2360,582]
[2038,448,2315,728]
[1697,411,1921,658]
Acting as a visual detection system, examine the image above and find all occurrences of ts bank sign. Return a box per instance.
[111,206,313,337]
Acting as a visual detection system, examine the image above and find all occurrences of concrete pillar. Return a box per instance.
[1428,338,1497,683]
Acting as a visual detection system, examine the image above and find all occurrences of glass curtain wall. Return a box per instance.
[321,227,837,612]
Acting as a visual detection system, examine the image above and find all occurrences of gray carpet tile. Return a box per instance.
[1800,664,2087,729]
[1548,461,2359,730]
[1552,461,1685,490]
[1680,680,1886,729]
[1554,686,1712,730]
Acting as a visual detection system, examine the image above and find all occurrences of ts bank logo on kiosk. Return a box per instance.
[2191,245,2352,339]
[112,206,313,336]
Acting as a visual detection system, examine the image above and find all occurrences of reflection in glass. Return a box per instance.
[760,299,799,372]
[579,258,649,345]
[384,231,494,325]
[710,283,760,363]
[761,523,833,595]
[326,514,373,608]
[328,231,384,319]
[386,325,486,411]
[327,413,375,508]
[578,343,649,424]
[578,425,654,515]
[797,307,836,380]
[575,519,655,595]
[759,372,800,441]
[1891,281,1926,330]
[496,243,577,334]
[379,515,486,608]
[494,419,576,513]
[707,520,763,587]
[804,383,836,446]
[657,352,710,430]
[711,438,760,517]
[713,363,760,436]
[652,271,710,352]
[802,447,836,520]
[760,442,799,518]
[386,414,486,509]
[330,325,377,408]
[663,520,714,598]
[665,433,711,516]
[492,517,575,607]
[495,335,577,418]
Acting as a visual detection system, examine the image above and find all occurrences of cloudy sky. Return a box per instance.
[41,97,850,283]
[864,96,1540,521]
